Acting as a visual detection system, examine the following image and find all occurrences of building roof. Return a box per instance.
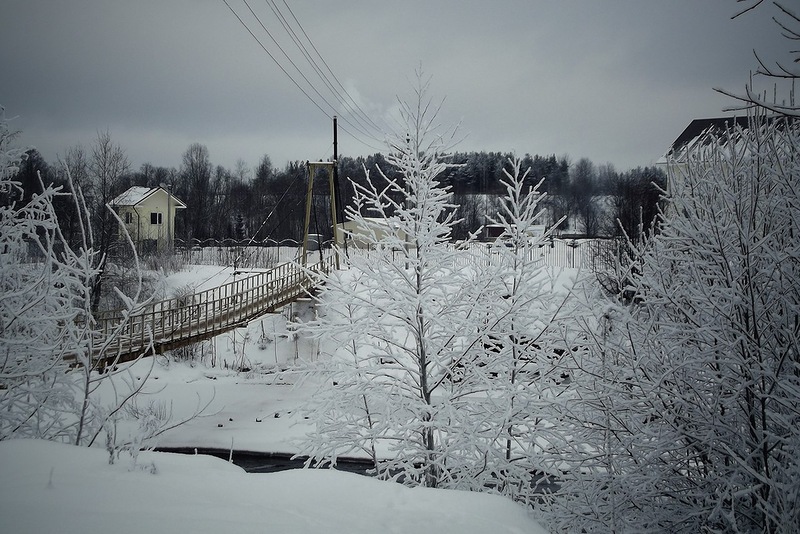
[659,116,749,163]
[660,115,793,164]
[109,186,186,208]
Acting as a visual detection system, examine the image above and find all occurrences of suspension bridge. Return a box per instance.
[94,257,332,366]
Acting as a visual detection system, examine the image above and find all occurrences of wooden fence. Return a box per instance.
[342,238,620,271]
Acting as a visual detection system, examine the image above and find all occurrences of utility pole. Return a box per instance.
[332,116,347,257]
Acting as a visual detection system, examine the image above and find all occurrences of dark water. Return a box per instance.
[155,447,559,496]
[154,447,375,475]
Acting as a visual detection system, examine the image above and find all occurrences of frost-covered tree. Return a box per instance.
[296,73,578,501]
[296,71,478,488]
[546,112,800,532]
[718,1,799,117]
[440,158,579,504]
[0,109,81,441]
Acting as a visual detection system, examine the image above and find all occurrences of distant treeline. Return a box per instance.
[8,139,666,252]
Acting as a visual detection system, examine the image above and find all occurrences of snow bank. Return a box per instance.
[0,439,548,534]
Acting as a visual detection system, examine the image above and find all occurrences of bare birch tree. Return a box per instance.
[88,130,130,312]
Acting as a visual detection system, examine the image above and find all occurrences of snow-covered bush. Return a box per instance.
[0,108,157,449]
[0,108,90,441]
[546,112,800,532]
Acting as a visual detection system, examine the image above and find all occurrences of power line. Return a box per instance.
[221,0,332,122]
[222,0,388,153]
[240,0,344,123]
[274,0,396,138]
[264,0,384,141]
[230,0,383,145]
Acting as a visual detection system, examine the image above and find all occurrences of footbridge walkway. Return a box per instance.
[95,258,331,365]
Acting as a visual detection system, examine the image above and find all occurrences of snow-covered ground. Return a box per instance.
[0,439,546,534]
[144,265,323,453]
[0,265,551,533]
[140,264,579,455]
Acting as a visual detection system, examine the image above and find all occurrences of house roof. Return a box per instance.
[109,186,186,208]
[660,115,793,163]
[659,116,749,163]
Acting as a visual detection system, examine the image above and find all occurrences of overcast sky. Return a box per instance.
[0,1,791,174]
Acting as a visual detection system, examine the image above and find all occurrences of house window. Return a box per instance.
[124,212,133,224]
[150,212,163,225]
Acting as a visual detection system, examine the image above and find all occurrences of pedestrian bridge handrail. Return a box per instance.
[95,259,330,364]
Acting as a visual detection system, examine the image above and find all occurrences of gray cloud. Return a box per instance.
[1,0,791,173]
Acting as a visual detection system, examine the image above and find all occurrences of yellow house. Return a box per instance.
[109,186,186,254]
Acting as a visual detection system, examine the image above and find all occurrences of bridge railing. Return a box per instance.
[94,258,331,362]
